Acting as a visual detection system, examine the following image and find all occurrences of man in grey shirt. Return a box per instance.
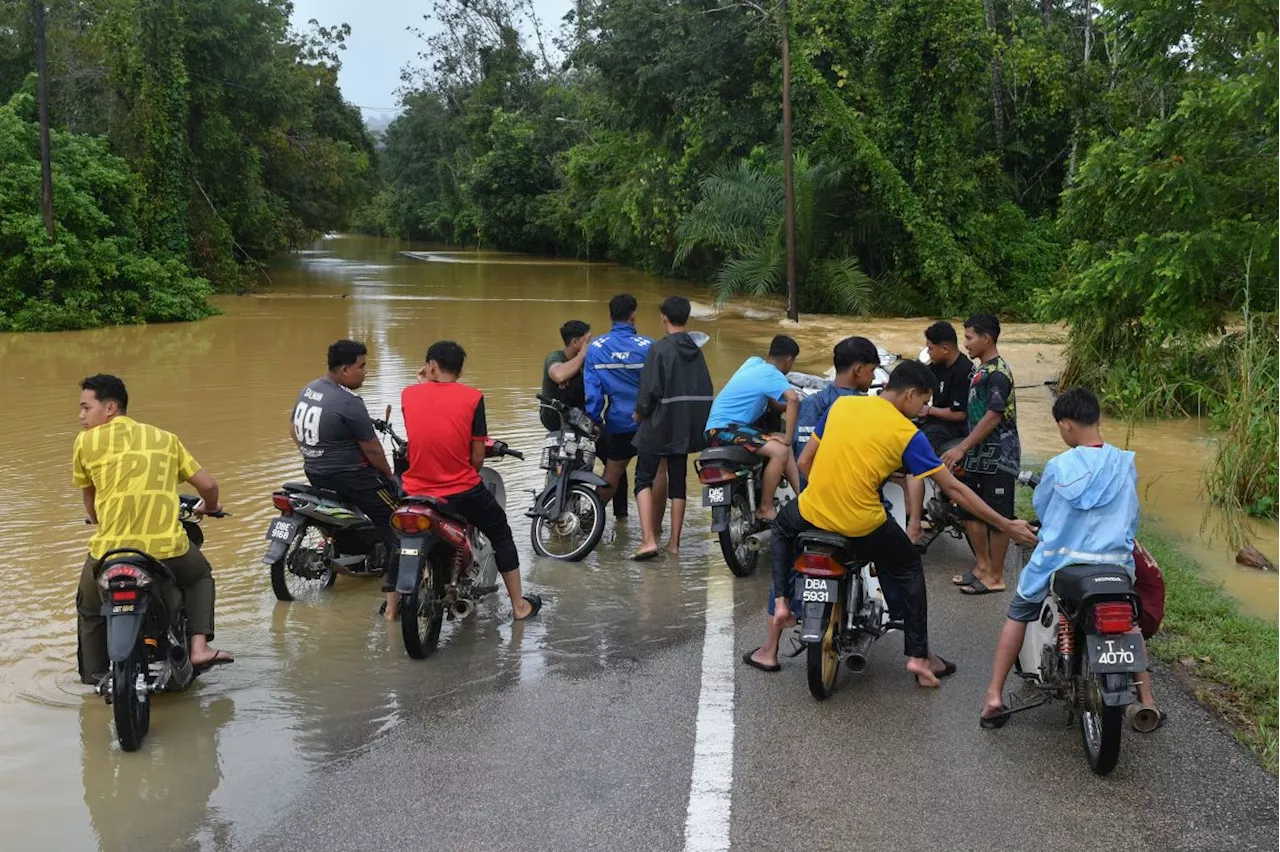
[291,340,399,615]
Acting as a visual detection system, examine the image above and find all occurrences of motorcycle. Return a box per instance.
[1004,473,1147,775]
[391,438,525,659]
[90,495,227,752]
[527,394,609,561]
[262,408,407,602]
[793,528,898,700]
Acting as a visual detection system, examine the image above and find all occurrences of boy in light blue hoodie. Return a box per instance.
[979,388,1143,728]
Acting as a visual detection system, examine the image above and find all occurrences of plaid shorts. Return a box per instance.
[705,424,768,451]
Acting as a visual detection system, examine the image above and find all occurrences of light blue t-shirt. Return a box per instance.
[705,357,792,431]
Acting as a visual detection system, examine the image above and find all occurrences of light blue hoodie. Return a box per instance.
[1018,443,1139,602]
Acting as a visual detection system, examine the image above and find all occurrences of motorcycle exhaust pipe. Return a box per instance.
[845,632,876,673]
[450,599,475,620]
[746,529,773,552]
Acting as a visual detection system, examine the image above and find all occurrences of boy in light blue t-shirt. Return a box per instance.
[704,335,802,520]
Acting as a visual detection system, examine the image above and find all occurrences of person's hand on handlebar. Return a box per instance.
[193,499,224,519]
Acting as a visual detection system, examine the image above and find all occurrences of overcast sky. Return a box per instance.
[289,0,573,120]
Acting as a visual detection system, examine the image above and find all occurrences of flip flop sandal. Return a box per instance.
[951,571,977,586]
[515,593,544,621]
[631,548,661,562]
[959,579,1004,596]
[741,649,781,673]
[934,657,958,679]
[193,651,235,675]
[980,706,1011,729]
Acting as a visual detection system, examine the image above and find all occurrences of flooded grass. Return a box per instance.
[1142,532,1279,774]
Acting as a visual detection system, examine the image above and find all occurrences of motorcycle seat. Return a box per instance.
[401,494,469,524]
[698,445,760,468]
[1051,564,1133,603]
[282,481,346,503]
[796,530,853,552]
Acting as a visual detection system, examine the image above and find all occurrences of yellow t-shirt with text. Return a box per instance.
[71,416,201,560]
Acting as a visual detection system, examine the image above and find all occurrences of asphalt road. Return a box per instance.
[240,533,1278,852]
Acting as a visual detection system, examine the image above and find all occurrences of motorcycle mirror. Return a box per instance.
[384,404,392,421]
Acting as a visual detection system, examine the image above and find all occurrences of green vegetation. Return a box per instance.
[1141,532,1278,774]
[0,0,376,330]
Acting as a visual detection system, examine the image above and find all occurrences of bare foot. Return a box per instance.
[751,648,779,669]
[665,544,680,556]
[907,657,941,688]
[190,648,233,667]
[383,593,400,621]
[981,696,1006,719]
[755,508,777,522]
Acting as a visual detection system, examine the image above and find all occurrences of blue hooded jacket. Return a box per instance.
[584,322,654,434]
[1018,443,1139,602]
[793,384,865,460]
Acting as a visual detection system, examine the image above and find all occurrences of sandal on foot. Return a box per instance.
[980,706,1011,729]
[959,579,1004,596]
[515,593,544,621]
[951,571,976,586]
[933,657,958,679]
[631,548,661,562]
[741,649,781,673]
[193,650,234,674]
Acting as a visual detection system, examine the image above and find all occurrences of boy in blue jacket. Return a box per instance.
[586,294,654,514]
[979,388,1145,729]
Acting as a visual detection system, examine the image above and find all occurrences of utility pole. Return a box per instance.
[33,0,55,241]
[779,0,798,322]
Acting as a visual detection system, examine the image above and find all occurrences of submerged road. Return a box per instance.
[240,530,1277,852]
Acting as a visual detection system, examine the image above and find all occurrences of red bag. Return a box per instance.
[1132,540,1165,639]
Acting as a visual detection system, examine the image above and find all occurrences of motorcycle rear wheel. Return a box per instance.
[402,552,447,660]
[270,525,337,602]
[111,649,150,752]
[718,492,759,577]
[1080,674,1124,775]
[806,599,842,700]
[530,483,606,561]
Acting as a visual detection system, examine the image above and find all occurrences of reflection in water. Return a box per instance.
[1,235,1273,850]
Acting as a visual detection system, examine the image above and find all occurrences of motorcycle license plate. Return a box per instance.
[799,577,838,603]
[704,485,731,507]
[264,517,299,542]
[1085,633,1146,673]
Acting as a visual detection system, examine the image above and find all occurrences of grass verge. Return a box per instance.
[1141,531,1278,774]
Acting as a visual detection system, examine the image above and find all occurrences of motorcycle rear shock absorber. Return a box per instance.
[1057,613,1075,656]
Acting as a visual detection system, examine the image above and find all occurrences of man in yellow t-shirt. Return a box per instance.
[73,375,233,684]
[743,361,1037,686]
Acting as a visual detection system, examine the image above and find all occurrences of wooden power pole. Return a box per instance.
[779,0,797,322]
[33,0,55,241]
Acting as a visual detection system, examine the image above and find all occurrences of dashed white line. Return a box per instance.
[683,574,736,852]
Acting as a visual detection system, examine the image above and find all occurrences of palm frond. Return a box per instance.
[811,256,873,315]
[712,239,784,304]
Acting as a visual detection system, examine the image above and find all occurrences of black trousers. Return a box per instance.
[771,500,930,659]
[439,483,520,574]
[634,452,688,501]
[306,467,399,580]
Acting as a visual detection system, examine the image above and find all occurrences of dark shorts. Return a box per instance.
[1007,593,1045,623]
[635,453,688,500]
[958,470,1016,524]
[705,424,767,451]
[603,430,638,462]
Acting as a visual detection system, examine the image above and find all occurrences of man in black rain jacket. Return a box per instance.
[631,296,714,559]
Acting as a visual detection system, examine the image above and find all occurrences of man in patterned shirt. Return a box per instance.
[941,314,1022,596]
[73,374,233,684]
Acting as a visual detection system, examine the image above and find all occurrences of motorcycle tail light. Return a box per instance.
[98,564,152,591]
[111,588,139,603]
[1092,601,1134,634]
[271,492,294,515]
[698,467,738,485]
[794,552,845,578]
[392,507,432,534]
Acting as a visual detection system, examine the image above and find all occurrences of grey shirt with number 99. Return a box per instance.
[292,376,376,475]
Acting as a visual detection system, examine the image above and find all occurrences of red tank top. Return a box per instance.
[401,382,486,497]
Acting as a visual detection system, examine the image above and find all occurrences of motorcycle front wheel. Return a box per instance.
[1080,673,1124,775]
[111,647,150,752]
[806,599,842,700]
[270,524,337,602]
[530,483,606,561]
[718,492,759,577]
[401,551,447,660]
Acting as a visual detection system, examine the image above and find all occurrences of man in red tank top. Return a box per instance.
[399,341,541,622]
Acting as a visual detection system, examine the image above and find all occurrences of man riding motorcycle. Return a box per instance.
[73,374,233,684]
[291,340,399,619]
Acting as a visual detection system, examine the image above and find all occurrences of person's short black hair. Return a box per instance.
[964,313,1001,343]
[328,339,367,371]
[885,360,934,393]
[426,340,466,374]
[660,295,691,326]
[924,321,958,346]
[80,374,128,413]
[833,336,879,372]
[768,334,800,359]
[609,293,638,322]
[560,320,590,345]
[1052,387,1101,425]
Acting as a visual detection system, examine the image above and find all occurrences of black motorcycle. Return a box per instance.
[90,495,226,752]
[527,394,608,561]
[695,445,797,577]
[263,409,407,601]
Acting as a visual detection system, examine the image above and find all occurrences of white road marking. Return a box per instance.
[683,574,736,852]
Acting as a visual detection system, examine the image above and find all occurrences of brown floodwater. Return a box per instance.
[0,235,1273,849]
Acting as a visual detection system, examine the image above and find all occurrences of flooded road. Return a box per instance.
[0,235,1273,850]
